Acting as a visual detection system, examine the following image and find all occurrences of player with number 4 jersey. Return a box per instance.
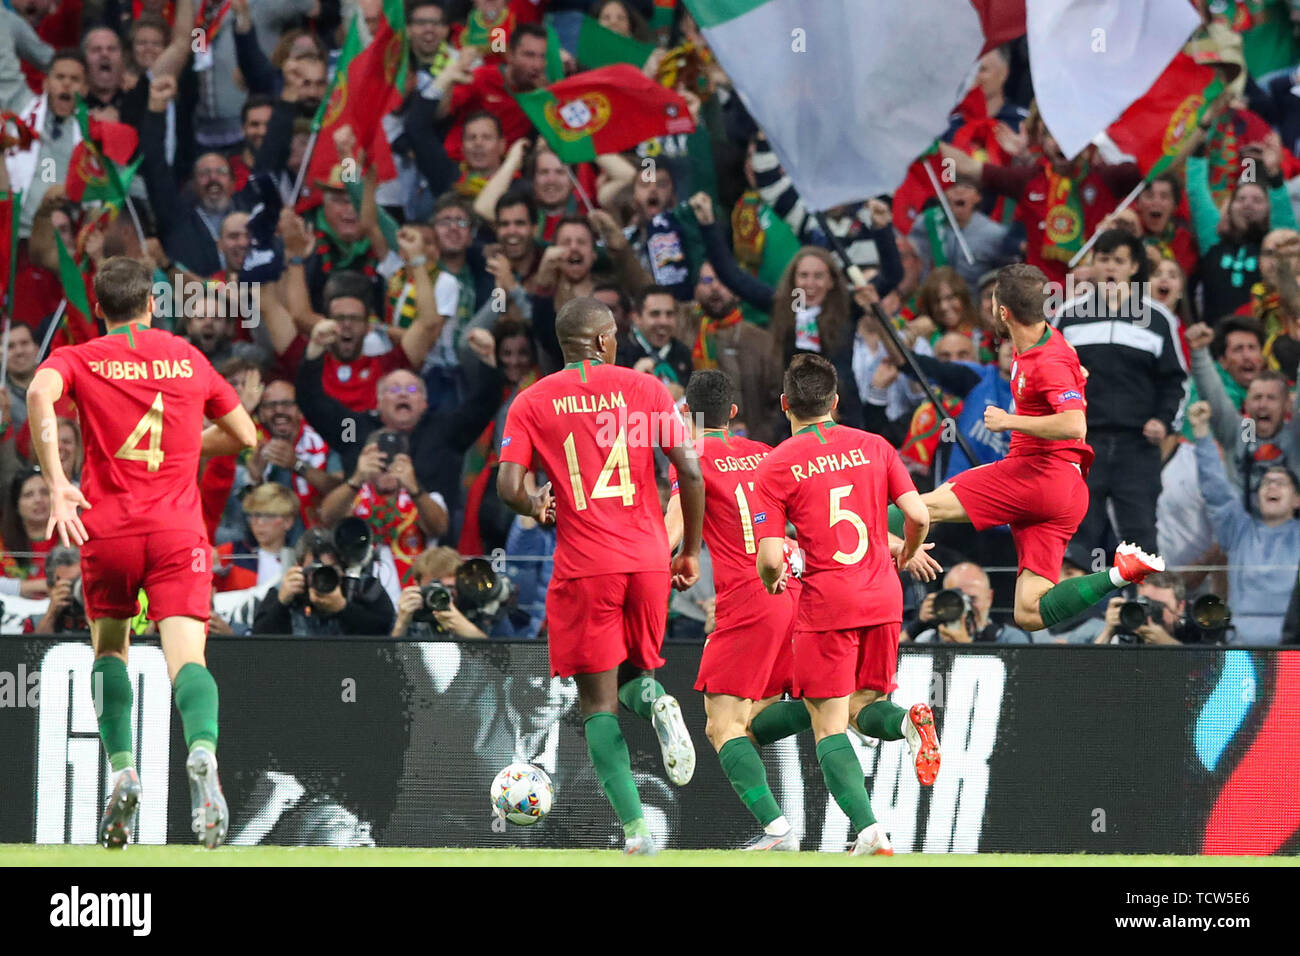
[754,354,940,857]
[27,258,258,852]
[497,297,707,856]
[664,370,801,850]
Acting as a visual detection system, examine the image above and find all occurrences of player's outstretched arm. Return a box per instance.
[663,494,684,554]
[497,462,555,526]
[894,489,930,569]
[27,369,91,547]
[665,443,704,590]
[201,406,259,458]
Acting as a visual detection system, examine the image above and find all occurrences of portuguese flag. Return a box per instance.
[1103,53,1225,180]
[66,99,141,206]
[306,0,408,191]
[53,231,100,347]
[513,64,695,163]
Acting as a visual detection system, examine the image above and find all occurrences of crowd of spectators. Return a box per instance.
[2,0,1300,645]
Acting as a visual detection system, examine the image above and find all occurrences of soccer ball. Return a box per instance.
[491,763,554,826]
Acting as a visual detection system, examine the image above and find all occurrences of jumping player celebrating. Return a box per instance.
[663,369,802,851]
[753,354,939,856]
[497,296,706,856]
[915,263,1164,630]
[27,257,258,850]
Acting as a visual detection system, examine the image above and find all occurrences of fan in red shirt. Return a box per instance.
[27,257,258,851]
[753,353,937,857]
[661,369,804,851]
[497,296,705,856]
[437,22,549,162]
[921,263,1165,635]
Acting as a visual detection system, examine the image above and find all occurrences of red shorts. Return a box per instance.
[695,583,797,701]
[950,456,1089,583]
[81,531,212,623]
[793,623,899,699]
[545,571,669,678]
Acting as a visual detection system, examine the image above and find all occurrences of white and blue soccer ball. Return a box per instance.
[491,763,554,826]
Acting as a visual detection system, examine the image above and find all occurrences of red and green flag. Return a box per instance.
[53,230,99,347]
[513,64,695,163]
[306,1,408,193]
[1103,53,1225,181]
[66,98,141,206]
[650,0,677,39]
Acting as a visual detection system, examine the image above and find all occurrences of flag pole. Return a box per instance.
[123,194,149,252]
[814,210,982,469]
[36,299,67,364]
[0,317,11,390]
[288,127,320,208]
[1068,179,1146,268]
[922,160,975,266]
[564,164,595,214]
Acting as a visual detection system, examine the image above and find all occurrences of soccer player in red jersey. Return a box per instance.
[916,263,1165,631]
[26,258,259,850]
[662,369,803,850]
[753,354,939,856]
[497,297,706,856]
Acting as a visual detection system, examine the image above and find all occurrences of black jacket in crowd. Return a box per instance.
[1052,291,1189,434]
[252,574,395,636]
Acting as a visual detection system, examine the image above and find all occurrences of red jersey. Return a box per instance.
[499,360,687,579]
[754,422,914,631]
[1007,325,1094,472]
[280,335,410,412]
[444,64,535,161]
[39,323,239,540]
[672,431,773,598]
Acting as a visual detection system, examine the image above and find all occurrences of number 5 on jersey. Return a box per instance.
[115,392,165,472]
[562,430,635,510]
[829,485,868,564]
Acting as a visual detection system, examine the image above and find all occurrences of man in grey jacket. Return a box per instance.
[1187,321,1300,517]
[1190,401,1300,645]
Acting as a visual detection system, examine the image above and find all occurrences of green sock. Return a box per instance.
[172,663,219,754]
[1038,570,1120,627]
[91,657,134,772]
[617,675,665,722]
[816,734,876,833]
[583,712,644,827]
[856,700,908,741]
[887,504,905,538]
[750,700,811,747]
[718,737,782,827]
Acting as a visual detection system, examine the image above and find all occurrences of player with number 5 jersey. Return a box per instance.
[753,354,940,857]
[27,257,258,851]
[497,296,707,856]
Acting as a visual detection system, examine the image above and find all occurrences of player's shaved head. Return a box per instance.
[93,256,153,323]
[782,353,838,420]
[993,263,1049,327]
[684,369,736,429]
[555,295,618,364]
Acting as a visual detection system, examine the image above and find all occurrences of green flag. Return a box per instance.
[573,15,657,70]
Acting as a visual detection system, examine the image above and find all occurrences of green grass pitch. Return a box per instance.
[2,846,1296,867]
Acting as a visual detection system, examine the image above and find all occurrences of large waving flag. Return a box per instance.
[685,0,1199,213]
[514,65,695,163]
[1027,0,1202,160]
[306,0,407,190]
[53,231,100,348]
[1101,53,1225,181]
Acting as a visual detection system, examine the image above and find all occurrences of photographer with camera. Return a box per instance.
[1093,572,1194,645]
[392,546,530,639]
[319,429,448,606]
[253,526,395,636]
[908,562,1031,643]
[28,546,89,634]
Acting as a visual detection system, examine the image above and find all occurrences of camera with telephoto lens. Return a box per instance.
[1118,597,1156,633]
[415,558,514,632]
[294,518,375,607]
[413,583,452,623]
[932,588,973,623]
[69,576,85,618]
[1190,593,1232,642]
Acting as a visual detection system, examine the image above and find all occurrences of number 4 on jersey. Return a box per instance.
[115,391,165,472]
